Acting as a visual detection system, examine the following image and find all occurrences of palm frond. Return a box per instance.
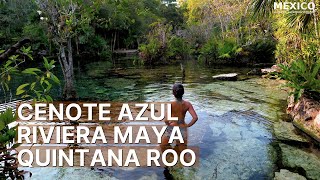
[252,0,277,18]
[286,13,313,34]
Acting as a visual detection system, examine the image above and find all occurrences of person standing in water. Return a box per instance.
[161,83,198,153]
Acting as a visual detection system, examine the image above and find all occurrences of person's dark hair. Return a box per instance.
[172,83,184,99]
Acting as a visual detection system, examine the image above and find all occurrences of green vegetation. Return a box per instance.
[279,59,320,101]
[138,0,277,64]
[277,37,320,101]
[0,0,319,101]
[0,108,18,150]
[0,108,23,179]
[252,0,320,101]
[0,45,60,178]
[1,47,60,103]
[181,0,276,64]
[0,1,319,179]
[16,57,60,102]
[138,21,192,64]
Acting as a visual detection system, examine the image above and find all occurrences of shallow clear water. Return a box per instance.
[22,59,289,179]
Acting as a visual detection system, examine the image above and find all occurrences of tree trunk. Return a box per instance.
[312,0,319,37]
[63,66,76,100]
[58,38,77,100]
[218,15,224,39]
[113,31,117,52]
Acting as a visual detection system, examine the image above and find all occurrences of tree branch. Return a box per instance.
[0,39,31,60]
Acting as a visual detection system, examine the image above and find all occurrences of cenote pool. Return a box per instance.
[19,58,318,179]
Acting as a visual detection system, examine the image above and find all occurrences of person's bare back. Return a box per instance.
[166,100,197,127]
[161,83,198,146]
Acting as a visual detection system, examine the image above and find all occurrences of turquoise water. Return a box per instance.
[22,59,290,179]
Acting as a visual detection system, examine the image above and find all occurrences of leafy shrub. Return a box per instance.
[16,57,60,102]
[278,59,320,101]
[166,36,192,59]
[22,24,48,51]
[0,108,27,179]
[85,35,112,60]
[277,36,320,101]
[1,46,60,103]
[198,37,243,63]
[138,21,172,64]
[245,38,276,63]
[198,38,218,63]
[0,46,33,101]
[0,108,18,149]
[216,38,242,59]
[138,37,162,63]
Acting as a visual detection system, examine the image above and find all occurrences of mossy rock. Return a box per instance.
[293,119,320,144]
[274,121,309,143]
[279,143,320,180]
[274,169,306,180]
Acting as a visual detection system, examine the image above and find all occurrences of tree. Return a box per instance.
[252,0,319,37]
[36,0,95,100]
[252,0,320,100]
[0,0,35,48]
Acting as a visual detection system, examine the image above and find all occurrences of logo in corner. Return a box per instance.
[274,1,316,14]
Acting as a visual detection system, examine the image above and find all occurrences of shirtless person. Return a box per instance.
[161,83,198,153]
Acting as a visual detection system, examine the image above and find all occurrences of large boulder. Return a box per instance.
[279,143,320,180]
[287,95,320,122]
[287,95,320,143]
[274,169,306,180]
[212,73,238,81]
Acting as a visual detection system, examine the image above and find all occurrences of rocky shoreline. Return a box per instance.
[273,94,320,179]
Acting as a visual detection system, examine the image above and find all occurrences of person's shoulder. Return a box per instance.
[183,100,192,107]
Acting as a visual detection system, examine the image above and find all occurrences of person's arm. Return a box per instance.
[187,102,198,127]
[164,104,170,125]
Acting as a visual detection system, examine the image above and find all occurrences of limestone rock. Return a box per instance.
[314,113,320,128]
[212,73,238,81]
[274,121,308,143]
[288,96,320,122]
[279,143,320,180]
[287,95,320,143]
[274,169,306,180]
[261,65,281,74]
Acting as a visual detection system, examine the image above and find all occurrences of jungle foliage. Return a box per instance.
[252,0,320,101]
[0,0,319,99]
[0,47,59,178]
[139,0,277,64]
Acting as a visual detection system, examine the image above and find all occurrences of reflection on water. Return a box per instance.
[22,59,289,179]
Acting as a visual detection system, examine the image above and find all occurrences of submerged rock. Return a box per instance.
[212,73,238,81]
[274,121,309,143]
[279,143,320,180]
[274,169,306,180]
[86,61,113,78]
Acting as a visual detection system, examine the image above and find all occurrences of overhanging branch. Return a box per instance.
[0,39,31,60]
